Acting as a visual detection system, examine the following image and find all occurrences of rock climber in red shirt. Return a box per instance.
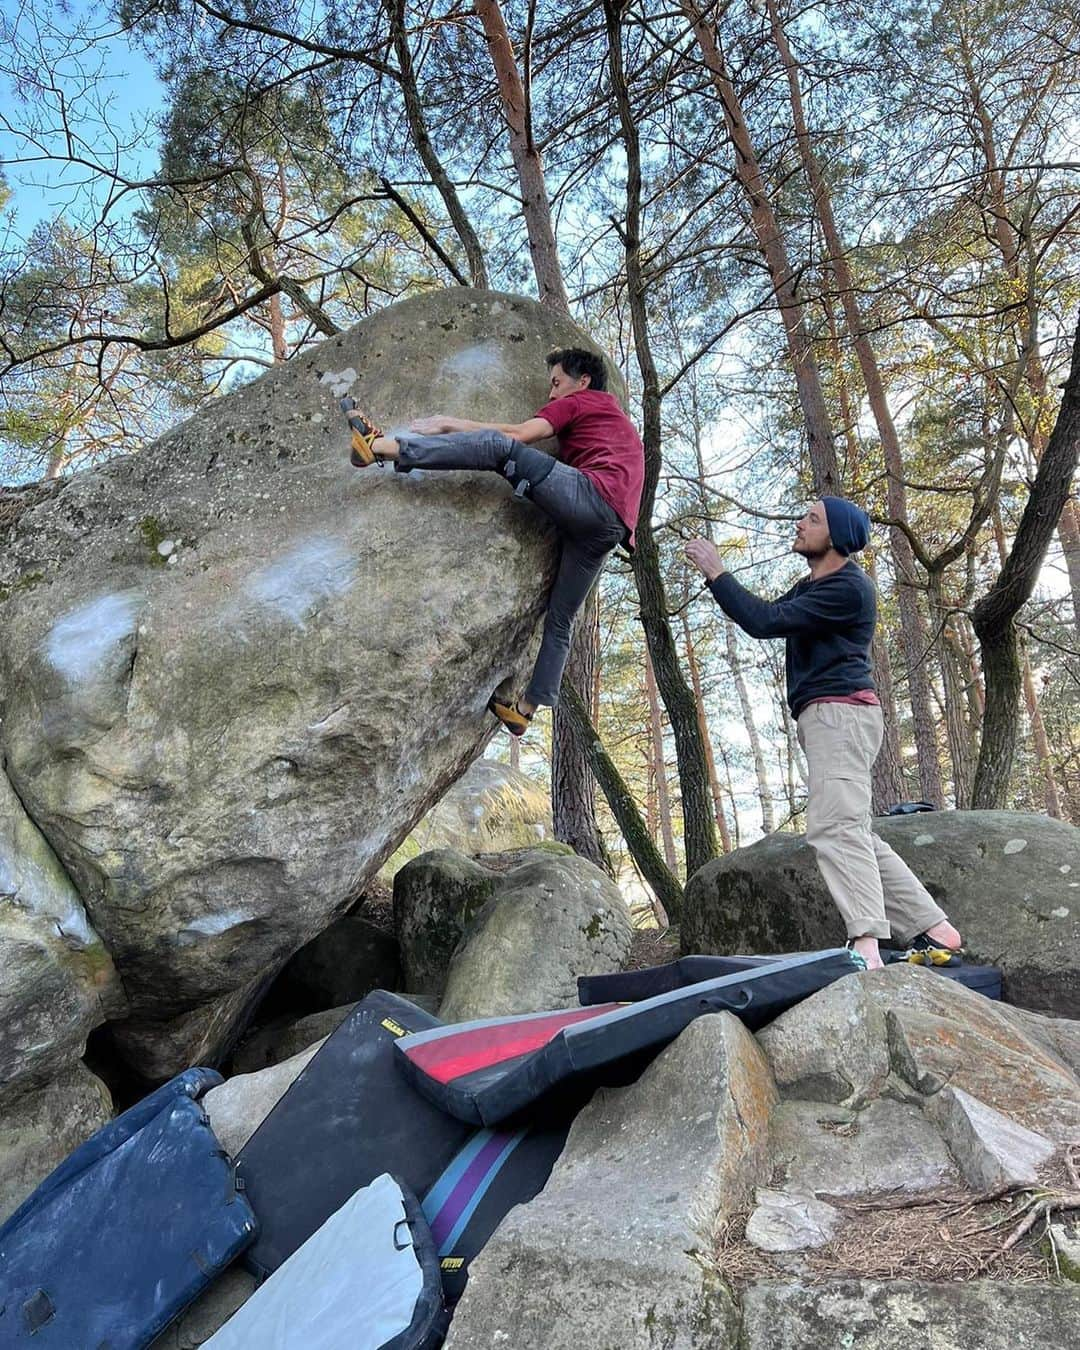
[343,348,645,736]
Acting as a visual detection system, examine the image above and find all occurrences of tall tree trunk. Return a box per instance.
[558,680,684,920]
[605,0,718,876]
[990,510,1062,819]
[552,589,611,872]
[765,0,943,804]
[680,0,839,494]
[865,550,906,811]
[388,0,489,287]
[928,573,977,808]
[725,619,774,833]
[645,650,679,873]
[972,316,1080,806]
[1020,645,1063,819]
[680,610,733,852]
[474,0,568,311]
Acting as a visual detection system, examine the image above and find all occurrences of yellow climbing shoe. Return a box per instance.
[487,697,533,737]
[341,397,384,467]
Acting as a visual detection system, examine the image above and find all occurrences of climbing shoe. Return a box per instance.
[341,397,384,467]
[487,696,533,737]
[898,945,961,967]
[894,931,963,966]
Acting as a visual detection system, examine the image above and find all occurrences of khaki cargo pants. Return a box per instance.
[797,701,947,942]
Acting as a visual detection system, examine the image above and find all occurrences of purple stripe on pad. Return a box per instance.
[428,1131,511,1247]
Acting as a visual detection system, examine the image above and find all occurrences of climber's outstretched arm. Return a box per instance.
[409,414,554,443]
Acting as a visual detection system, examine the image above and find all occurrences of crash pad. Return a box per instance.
[204,1173,446,1350]
[422,1120,570,1303]
[397,949,861,1124]
[237,990,472,1279]
[580,951,1003,1003]
[0,1094,255,1349]
[0,1066,222,1242]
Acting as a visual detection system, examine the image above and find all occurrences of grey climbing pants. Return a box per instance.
[395,429,627,706]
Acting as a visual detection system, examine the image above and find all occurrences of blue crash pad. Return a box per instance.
[0,1093,256,1349]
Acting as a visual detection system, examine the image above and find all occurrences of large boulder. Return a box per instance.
[0,767,124,1102]
[433,848,633,1020]
[682,811,1080,1014]
[0,289,611,1076]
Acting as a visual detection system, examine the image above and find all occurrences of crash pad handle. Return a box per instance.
[393,1218,413,1252]
[698,988,753,1013]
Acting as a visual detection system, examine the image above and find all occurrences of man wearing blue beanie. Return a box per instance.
[686,499,962,970]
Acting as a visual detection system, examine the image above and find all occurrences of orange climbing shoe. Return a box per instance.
[340,397,384,467]
[487,696,533,737]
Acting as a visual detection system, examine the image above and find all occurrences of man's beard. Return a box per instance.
[793,539,829,561]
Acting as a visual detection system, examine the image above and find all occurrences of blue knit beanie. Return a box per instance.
[822,497,871,556]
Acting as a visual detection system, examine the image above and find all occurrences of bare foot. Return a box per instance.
[924,919,962,950]
[850,935,885,971]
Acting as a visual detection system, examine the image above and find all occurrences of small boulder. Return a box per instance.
[393,850,499,998]
[863,965,1080,1143]
[922,1085,1054,1190]
[757,976,889,1106]
[0,1063,113,1224]
[202,1040,323,1158]
[768,1098,959,1200]
[745,1189,842,1253]
[435,849,632,1021]
[683,810,1080,1015]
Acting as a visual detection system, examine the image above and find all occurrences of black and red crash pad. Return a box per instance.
[0,1092,256,1349]
[237,990,473,1279]
[396,949,861,1124]
[579,951,1002,1005]
[421,1121,570,1303]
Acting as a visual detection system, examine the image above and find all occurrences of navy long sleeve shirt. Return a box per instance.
[707,561,877,719]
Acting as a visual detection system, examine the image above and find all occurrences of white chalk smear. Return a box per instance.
[182,908,253,937]
[319,367,357,397]
[45,592,139,682]
[246,537,357,629]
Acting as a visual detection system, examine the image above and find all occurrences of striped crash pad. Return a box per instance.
[204,1174,446,1350]
[0,1092,256,1349]
[422,1120,571,1304]
[579,951,1002,1004]
[237,990,472,1279]
[396,949,861,1125]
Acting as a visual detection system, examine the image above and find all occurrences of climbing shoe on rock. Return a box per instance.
[341,397,384,467]
[487,697,533,737]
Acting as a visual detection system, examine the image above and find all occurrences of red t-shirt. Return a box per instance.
[535,390,645,548]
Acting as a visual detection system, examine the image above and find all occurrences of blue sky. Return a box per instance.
[1,1,163,235]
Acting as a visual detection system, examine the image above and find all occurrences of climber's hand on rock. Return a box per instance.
[410,415,461,435]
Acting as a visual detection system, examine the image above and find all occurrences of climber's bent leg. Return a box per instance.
[392,431,559,489]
